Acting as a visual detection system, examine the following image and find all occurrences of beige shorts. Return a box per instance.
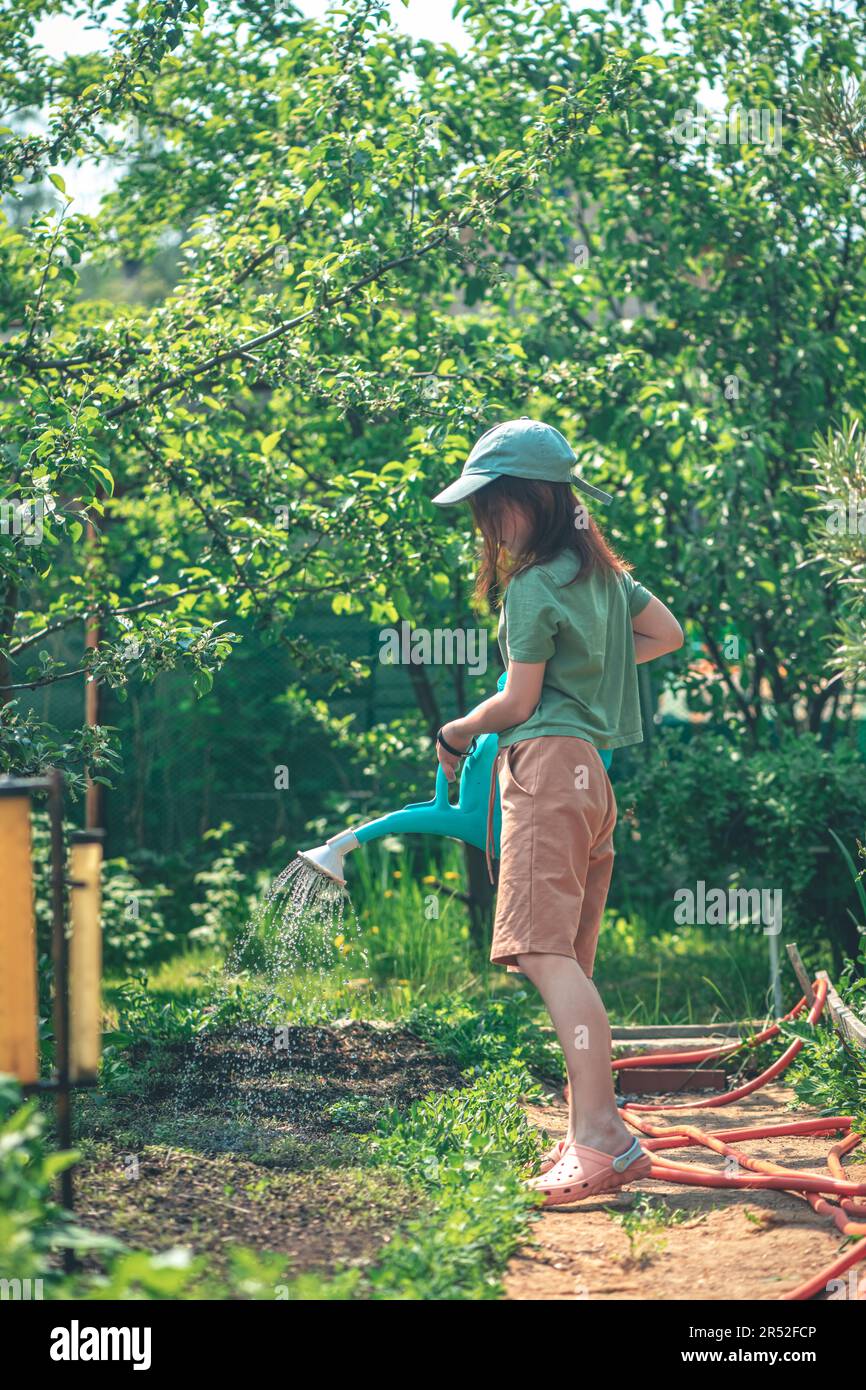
[489,736,617,976]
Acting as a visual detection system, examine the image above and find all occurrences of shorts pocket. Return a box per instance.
[505,740,541,796]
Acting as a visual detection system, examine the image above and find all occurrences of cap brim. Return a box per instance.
[573,475,613,505]
[431,472,497,506]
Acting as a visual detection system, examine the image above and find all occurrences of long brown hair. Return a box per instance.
[468,475,630,606]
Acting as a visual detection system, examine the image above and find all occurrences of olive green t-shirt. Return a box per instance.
[496,550,653,750]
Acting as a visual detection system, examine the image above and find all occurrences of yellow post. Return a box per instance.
[0,786,40,1084]
[69,833,103,1082]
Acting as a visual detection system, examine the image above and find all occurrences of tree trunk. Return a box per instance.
[84,518,103,830]
[463,841,496,952]
[406,660,441,735]
[0,581,18,708]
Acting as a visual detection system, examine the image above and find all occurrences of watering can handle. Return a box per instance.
[434,763,451,808]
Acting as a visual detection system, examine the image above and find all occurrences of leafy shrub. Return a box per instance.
[0,1078,122,1291]
[786,941,866,1135]
[408,991,563,1079]
[189,825,253,950]
[614,729,866,967]
[101,860,174,973]
[365,1063,542,1300]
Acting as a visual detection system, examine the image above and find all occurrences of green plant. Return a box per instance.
[828,830,866,938]
[607,1194,691,1265]
[786,943,866,1136]
[101,859,175,972]
[100,974,251,1094]
[0,1077,123,1291]
[189,825,253,951]
[408,991,564,1079]
[363,1062,544,1299]
[284,1062,543,1301]
[349,842,478,996]
[615,730,866,967]
[324,1097,381,1130]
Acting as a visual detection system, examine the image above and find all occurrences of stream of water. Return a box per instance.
[173,856,360,1154]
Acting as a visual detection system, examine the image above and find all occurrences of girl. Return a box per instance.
[431,417,683,1206]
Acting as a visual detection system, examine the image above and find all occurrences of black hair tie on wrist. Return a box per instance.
[436,728,477,758]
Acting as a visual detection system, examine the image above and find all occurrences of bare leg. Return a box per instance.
[516,951,631,1153]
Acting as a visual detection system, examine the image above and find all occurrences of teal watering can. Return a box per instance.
[297,672,612,885]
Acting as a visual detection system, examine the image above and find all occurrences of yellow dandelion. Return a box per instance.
[444,871,458,881]
[384,889,393,898]
[370,926,379,935]
[393,870,402,879]
[334,934,345,948]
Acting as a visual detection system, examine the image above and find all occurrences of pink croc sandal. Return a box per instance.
[531,1136,652,1208]
[537,1138,566,1175]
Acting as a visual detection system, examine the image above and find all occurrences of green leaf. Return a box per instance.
[90,464,115,495]
[303,179,326,209]
[193,668,214,699]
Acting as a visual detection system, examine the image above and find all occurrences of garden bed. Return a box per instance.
[73,1021,466,1286]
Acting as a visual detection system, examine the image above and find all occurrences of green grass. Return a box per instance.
[596,911,777,1025]
[101,832,780,1031]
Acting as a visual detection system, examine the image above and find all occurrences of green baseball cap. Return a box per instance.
[431,417,612,507]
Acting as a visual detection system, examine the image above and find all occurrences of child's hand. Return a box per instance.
[436,721,470,782]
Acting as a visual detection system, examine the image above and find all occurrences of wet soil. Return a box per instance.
[75,1021,465,1281]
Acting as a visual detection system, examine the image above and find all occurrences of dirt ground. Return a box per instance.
[75,1021,465,1280]
[505,1082,865,1301]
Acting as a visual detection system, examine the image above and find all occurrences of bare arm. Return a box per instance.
[436,661,544,781]
[631,595,684,664]
[436,594,683,779]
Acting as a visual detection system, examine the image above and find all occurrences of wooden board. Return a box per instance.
[816,970,866,1053]
[0,798,39,1084]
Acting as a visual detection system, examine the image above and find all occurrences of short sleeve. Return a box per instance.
[503,567,559,662]
[622,570,652,618]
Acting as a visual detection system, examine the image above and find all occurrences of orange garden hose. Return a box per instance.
[574,976,866,1300]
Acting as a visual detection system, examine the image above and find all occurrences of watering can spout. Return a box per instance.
[297,827,360,887]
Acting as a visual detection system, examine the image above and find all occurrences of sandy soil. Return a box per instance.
[505,1083,865,1302]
